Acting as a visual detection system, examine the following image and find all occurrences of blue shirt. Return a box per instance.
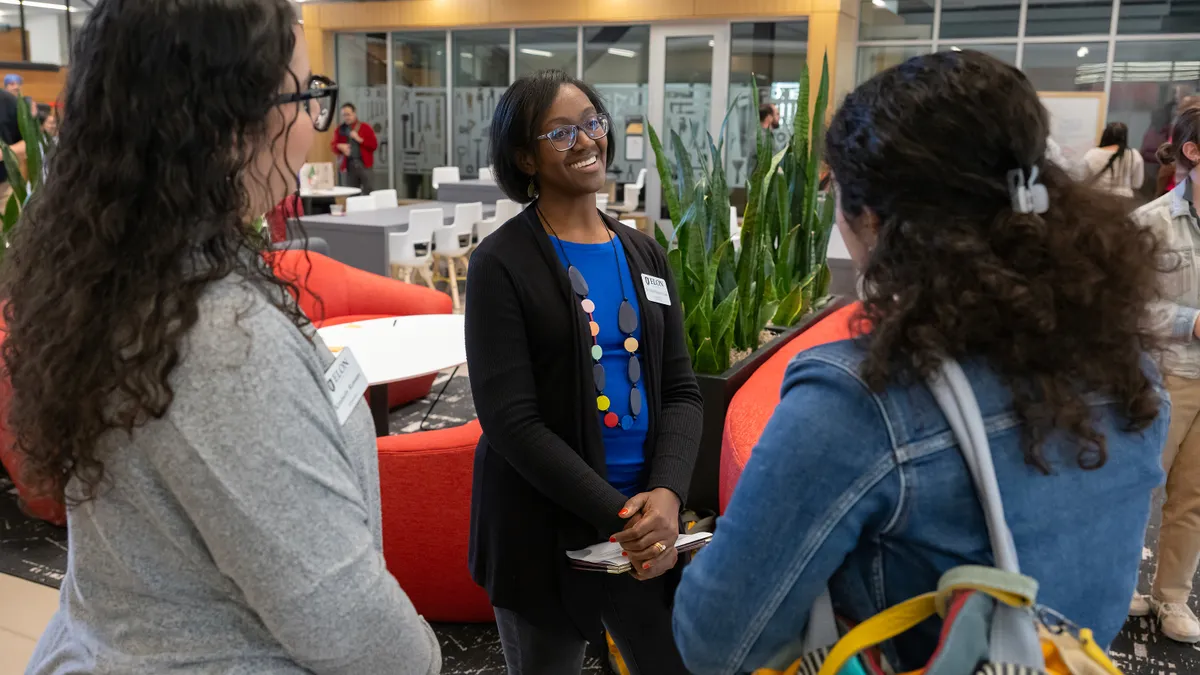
[672,339,1167,675]
[551,234,649,498]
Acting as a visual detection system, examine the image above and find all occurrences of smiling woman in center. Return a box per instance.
[463,69,703,674]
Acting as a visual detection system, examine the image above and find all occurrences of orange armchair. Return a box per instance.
[720,302,862,513]
[377,421,493,622]
[270,249,454,409]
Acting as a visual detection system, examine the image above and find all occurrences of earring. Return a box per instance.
[527,178,536,199]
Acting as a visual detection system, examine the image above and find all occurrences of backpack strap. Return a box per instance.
[925,359,1045,671]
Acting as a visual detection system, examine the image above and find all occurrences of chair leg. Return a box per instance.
[421,261,435,289]
[447,257,461,311]
[403,267,413,284]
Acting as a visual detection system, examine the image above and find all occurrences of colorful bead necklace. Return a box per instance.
[538,205,642,429]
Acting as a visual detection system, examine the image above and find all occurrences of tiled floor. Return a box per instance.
[0,573,57,675]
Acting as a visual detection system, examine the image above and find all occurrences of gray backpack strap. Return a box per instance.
[926,359,1045,670]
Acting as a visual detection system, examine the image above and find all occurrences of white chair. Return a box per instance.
[345,195,377,213]
[478,166,494,182]
[477,198,521,242]
[432,166,461,190]
[613,168,648,214]
[390,208,441,289]
[372,188,398,209]
[435,202,482,310]
[620,219,638,229]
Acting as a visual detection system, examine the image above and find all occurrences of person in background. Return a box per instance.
[5,1,440,673]
[673,50,1167,674]
[331,102,376,192]
[1131,106,1200,644]
[4,73,21,96]
[466,69,702,674]
[759,102,780,132]
[42,109,57,140]
[1157,95,1200,196]
[1083,121,1144,198]
[0,87,24,206]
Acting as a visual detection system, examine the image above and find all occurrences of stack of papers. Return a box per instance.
[566,532,713,574]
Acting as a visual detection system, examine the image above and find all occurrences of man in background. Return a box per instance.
[0,87,26,207]
[4,74,21,96]
[759,103,780,132]
[331,103,377,193]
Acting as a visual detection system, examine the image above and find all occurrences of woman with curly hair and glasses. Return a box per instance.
[673,50,1167,674]
[7,1,439,673]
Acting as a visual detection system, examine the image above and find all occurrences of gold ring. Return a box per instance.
[653,541,668,555]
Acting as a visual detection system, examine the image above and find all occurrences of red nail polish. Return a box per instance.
[622,552,628,557]
[609,537,616,543]
[619,509,628,517]
[643,563,650,570]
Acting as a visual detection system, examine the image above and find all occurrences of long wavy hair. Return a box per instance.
[826,51,1162,472]
[1,0,309,502]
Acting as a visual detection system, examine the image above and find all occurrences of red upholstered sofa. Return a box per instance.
[719,302,862,514]
[378,421,493,622]
[270,249,453,409]
[0,324,67,526]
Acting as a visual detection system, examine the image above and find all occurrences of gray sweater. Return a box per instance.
[26,276,441,674]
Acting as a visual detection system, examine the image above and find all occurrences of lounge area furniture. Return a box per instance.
[270,249,453,410]
[378,420,493,622]
[719,302,861,513]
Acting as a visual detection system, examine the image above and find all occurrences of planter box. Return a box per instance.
[687,297,850,513]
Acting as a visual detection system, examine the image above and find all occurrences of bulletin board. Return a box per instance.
[1038,91,1107,164]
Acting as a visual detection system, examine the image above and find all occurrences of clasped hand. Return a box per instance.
[611,488,680,581]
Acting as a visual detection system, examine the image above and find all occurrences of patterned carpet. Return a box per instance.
[1,373,1197,674]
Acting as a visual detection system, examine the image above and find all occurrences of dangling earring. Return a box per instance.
[527,178,537,200]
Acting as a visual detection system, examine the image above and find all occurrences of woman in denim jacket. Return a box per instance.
[673,51,1168,675]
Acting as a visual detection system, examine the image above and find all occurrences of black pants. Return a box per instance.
[340,159,374,193]
[493,573,690,675]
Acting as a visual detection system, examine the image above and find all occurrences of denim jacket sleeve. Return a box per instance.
[673,351,903,675]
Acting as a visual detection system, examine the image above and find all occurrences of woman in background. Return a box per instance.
[6,1,439,672]
[1083,121,1143,198]
[465,69,702,674]
[1130,107,1200,644]
[673,50,1166,675]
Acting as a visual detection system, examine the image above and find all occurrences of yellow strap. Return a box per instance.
[1079,629,1123,675]
[816,593,939,675]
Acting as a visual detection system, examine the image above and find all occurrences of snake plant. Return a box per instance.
[650,53,834,374]
[0,96,51,264]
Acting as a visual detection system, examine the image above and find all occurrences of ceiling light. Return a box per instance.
[520,48,554,58]
[0,0,76,10]
[708,39,715,47]
[872,0,887,7]
[1077,46,1089,58]
[607,47,636,58]
[951,46,962,52]
[461,52,473,60]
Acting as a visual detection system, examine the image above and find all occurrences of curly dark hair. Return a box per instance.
[1,0,310,502]
[826,50,1162,473]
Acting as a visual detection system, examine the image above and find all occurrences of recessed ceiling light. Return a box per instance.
[519,48,554,58]
[872,0,887,7]
[0,0,76,10]
[607,48,636,58]
[1077,46,1090,58]
[951,46,962,52]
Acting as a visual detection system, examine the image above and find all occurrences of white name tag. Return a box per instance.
[641,274,672,306]
[324,348,368,426]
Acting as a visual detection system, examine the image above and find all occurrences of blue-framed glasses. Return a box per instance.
[537,113,611,152]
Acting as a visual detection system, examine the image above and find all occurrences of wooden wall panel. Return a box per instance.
[693,0,812,18]
[0,30,24,62]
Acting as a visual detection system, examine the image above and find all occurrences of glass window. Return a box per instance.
[856,45,930,84]
[728,21,808,191]
[584,26,649,195]
[453,29,509,179]
[516,28,577,78]
[939,0,1020,39]
[944,44,1017,66]
[1025,0,1113,36]
[1108,40,1200,201]
[393,32,447,200]
[859,0,935,41]
[1120,0,1200,34]
[335,33,391,192]
[1020,42,1107,92]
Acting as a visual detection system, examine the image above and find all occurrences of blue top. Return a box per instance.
[672,339,1168,675]
[551,234,649,498]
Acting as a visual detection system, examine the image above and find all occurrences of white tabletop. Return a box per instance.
[301,186,362,199]
[317,315,466,386]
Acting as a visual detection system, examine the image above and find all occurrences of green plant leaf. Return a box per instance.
[671,128,697,218]
[793,61,811,174]
[1,142,26,207]
[654,223,671,251]
[647,123,681,227]
[716,94,742,160]
[707,132,730,251]
[667,247,683,288]
[772,283,806,327]
[802,52,831,250]
[15,97,43,195]
[694,337,722,375]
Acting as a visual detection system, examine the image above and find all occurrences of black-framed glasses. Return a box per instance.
[277,75,338,132]
[537,113,610,152]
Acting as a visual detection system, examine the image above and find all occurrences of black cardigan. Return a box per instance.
[464,205,703,630]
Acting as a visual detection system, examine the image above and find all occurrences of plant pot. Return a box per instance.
[686,297,850,513]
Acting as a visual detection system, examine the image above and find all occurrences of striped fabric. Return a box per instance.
[977,662,1048,675]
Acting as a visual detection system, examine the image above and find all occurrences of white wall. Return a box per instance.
[26,13,65,66]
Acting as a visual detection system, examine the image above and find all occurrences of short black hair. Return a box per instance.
[341,102,356,112]
[759,103,776,123]
[490,69,616,204]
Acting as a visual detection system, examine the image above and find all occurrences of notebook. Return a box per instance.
[566,532,713,574]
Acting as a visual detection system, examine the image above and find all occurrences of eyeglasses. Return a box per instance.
[536,113,610,152]
[276,75,339,132]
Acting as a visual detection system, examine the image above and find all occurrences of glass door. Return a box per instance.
[646,24,730,230]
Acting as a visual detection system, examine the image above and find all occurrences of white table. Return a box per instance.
[300,186,362,199]
[317,315,467,435]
